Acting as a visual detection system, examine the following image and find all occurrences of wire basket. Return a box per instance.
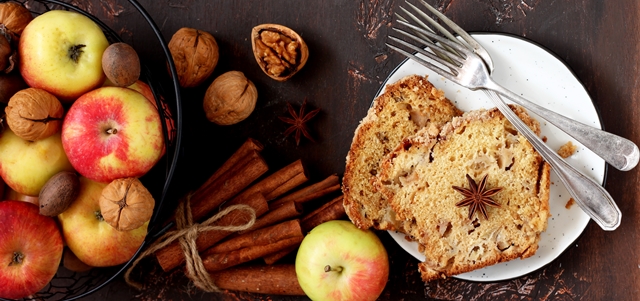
[0,0,182,300]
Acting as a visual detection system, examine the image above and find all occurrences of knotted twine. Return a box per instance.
[125,194,256,292]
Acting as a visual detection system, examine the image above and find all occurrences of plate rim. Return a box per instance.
[377,31,607,282]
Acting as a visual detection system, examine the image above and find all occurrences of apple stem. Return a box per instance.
[324,265,343,273]
[94,210,104,222]
[68,44,86,63]
[10,251,24,266]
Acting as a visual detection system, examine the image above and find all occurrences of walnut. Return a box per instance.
[251,24,309,81]
[168,27,218,88]
[0,2,32,73]
[0,2,33,40]
[99,178,155,232]
[203,71,258,125]
[5,88,64,141]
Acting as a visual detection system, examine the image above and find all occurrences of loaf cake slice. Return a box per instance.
[378,105,551,281]
[342,74,462,231]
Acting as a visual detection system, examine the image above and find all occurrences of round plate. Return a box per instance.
[382,33,604,281]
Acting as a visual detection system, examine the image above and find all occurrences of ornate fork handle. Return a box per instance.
[486,85,639,171]
[483,90,621,230]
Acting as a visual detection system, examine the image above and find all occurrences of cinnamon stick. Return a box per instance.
[190,150,268,221]
[270,174,341,209]
[263,245,298,265]
[209,264,305,295]
[155,193,269,272]
[237,201,302,235]
[265,195,346,265]
[203,236,303,272]
[233,159,308,204]
[200,138,263,190]
[208,220,303,254]
[301,195,346,232]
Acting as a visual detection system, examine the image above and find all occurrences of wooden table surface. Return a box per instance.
[67,0,639,300]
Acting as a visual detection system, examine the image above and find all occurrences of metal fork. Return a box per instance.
[387,4,621,230]
[395,0,638,173]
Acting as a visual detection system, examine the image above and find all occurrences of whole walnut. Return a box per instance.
[99,178,155,232]
[0,2,33,39]
[5,88,64,141]
[203,71,258,125]
[168,27,218,88]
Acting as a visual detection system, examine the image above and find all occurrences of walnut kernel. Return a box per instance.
[99,178,155,231]
[5,88,64,141]
[251,24,309,81]
[203,71,258,125]
[168,27,218,88]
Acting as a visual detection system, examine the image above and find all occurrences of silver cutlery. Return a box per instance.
[387,1,622,230]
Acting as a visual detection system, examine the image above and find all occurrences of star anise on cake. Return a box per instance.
[279,99,320,145]
[452,174,502,220]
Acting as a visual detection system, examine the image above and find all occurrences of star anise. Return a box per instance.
[452,174,502,220]
[279,98,320,145]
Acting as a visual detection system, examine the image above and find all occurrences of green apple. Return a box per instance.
[295,220,389,301]
[61,86,165,183]
[57,177,147,267]
[19,10,109,102]
[0,129,74,196]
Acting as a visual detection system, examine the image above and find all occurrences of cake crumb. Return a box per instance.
[542,136,548,143]
[565,198,575,209]
[557,141,577,158]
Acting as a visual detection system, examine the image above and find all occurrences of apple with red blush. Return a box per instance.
[61,86,164,183]
[0,200,63,299]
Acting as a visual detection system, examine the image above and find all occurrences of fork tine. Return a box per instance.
[387,33,462,70]
[396,20,471,56]
[404,1,460,45]
[385,41,458,81]
[416,0,493,69]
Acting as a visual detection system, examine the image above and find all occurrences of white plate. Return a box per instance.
[381,33,604,281]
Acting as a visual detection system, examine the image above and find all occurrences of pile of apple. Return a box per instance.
[0,8,170,299]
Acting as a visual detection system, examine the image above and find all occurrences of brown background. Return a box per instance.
[62,0,640,300]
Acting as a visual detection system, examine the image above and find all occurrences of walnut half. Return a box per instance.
[251,24,309,81]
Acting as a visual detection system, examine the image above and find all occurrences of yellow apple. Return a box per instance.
[19,10,109,102]
[58,177,148,267]
[0,129,74,196]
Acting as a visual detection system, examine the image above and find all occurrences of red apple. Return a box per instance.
[61,86,164,183]
[0,200,63,299]
[127,80,177,145]
[57,177,147,267]
[295,220,389,301]
[19,10,109,102]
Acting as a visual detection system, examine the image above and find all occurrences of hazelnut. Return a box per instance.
[39,171,80,217]
[251,24,309,81]
[5,88,64,141]
[203,71,258,125]
[168,27,218,88]
[99,178,155,231]
[102,42,140,87]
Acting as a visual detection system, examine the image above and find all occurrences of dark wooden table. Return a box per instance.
[74,0,639,300]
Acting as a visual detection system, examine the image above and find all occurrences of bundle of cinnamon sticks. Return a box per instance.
[153,138,346,295]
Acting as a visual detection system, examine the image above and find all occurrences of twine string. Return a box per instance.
[125,194,256,291]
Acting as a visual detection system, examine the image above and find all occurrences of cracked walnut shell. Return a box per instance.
[203,71,258,125]
[99,178,155,232]
[5,88,64,141]
[251,24,309,81]
[168,27,218,88]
